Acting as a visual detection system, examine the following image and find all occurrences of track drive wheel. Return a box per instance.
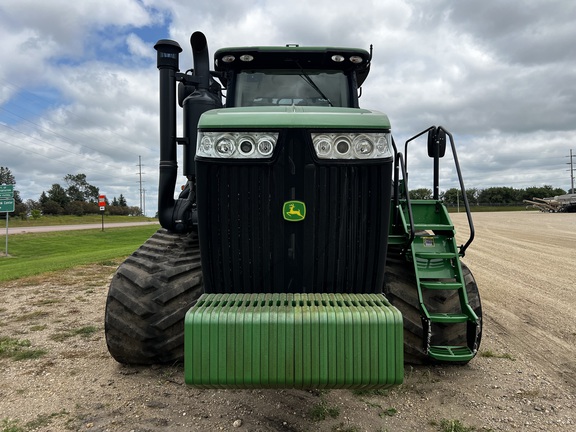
[105,229,203,364]
[384,257,482,365]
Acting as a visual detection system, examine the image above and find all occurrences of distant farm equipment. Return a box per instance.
[524,194,576,212]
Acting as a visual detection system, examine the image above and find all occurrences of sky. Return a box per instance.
[1,0,575,215]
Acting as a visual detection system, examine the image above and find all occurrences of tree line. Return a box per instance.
[409,185,568,205]
[0,167,141,219]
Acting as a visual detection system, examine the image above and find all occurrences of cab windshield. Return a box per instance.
[234,70,349,107]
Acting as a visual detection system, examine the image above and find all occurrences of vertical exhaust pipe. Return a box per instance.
[191,32,210,90]
[154,39,182,231]
[182,32,222,176]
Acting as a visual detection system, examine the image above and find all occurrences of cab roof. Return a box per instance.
[214,45,372,86]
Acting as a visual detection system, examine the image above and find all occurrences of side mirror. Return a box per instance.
[427,128,446,158]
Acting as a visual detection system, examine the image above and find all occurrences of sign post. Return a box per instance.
[98,195,106,231]
[0,184,15,257]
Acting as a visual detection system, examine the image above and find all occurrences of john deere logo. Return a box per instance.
[283,200,306,222]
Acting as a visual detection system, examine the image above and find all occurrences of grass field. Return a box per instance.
[446,205,536,213]
[0,225,159,282]
[3,214,156,228]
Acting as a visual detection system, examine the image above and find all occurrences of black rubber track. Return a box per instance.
[105,229,203,364]
[384,255,482,365]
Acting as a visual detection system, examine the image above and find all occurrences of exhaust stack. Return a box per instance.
[154,39,182,231]
[182,32,222,177]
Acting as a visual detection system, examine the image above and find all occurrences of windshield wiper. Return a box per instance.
[295,61,333,107]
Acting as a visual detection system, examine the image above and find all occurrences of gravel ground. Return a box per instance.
[0,211,574,431]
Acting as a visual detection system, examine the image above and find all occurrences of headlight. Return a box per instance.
[197,131,279,159]
[312,132,392,160]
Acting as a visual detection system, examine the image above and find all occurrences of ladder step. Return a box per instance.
[428,346,475,362]
[420,281,463,290]
[413,224,454,231]
[428,313,469,323]
[388,234,407,245]
[415,252,456,259]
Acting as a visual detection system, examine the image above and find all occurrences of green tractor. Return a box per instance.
[104,31,481,389]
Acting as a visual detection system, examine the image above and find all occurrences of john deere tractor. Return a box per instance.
[104,31,482,389]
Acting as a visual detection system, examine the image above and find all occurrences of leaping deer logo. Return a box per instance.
[283,201,306,221]
[286,204,303,218]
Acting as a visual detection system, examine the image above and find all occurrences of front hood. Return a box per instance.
[198,106,391,130]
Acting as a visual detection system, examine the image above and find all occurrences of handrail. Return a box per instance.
[438,126,475,256]
[403,126,435,173]
[403,126,475,257]
[391,136,415,246]
[396,152,415,247]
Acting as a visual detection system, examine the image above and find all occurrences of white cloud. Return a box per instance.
[126,33,155,59]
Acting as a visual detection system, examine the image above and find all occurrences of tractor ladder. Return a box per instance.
[389,127,479,362]
[399,199,479,362]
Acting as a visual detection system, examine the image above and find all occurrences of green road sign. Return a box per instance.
[0,184,14,198]
[0,199,15,212]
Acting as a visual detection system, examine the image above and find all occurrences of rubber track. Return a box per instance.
[384,255,482,364]
[105,229,203,364]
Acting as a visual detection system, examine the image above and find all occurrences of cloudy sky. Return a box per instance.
[1,0,575,214]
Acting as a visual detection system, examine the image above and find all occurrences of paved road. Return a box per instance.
[5,221,159,235]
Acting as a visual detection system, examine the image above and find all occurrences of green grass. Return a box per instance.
[0,410,69,432]
[0,225,158,281]
[6,214,156,228]
[1,418,24,432]
[436,418,477,432]
[309,402,340,421]
[480,349,516,361]
[50,326,98,342]
[0,336,47,361]
[351,388,390,397]
[24,410,68,430]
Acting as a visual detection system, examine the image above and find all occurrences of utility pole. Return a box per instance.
[143,188,146,216]
[567,149,575,194]
[137,156,144,214]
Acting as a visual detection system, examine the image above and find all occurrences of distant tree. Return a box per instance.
[66,185,85,202]
[442,188,479,206]
[26,199,41,211]
[13,190,22,205]
[81,201,100,214]
[64,174,99,203]
[118,194,127,207]
[523,185,566,200]
[478,186,521,204]
[409,188,433,200]
[45,183,69,208]
[42,200,64,215]
[128,206,142,216]
[0,166,16,185]
[39,191,48,205]
[111,196,119,206]
[65,201,85,216]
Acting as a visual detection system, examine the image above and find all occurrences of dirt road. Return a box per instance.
[0,211,574,431]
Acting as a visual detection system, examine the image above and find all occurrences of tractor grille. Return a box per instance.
[196,132,392,294]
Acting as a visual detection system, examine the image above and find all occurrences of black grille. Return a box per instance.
[196,132,392,294]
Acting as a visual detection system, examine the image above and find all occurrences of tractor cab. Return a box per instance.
[212,45,371,108]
